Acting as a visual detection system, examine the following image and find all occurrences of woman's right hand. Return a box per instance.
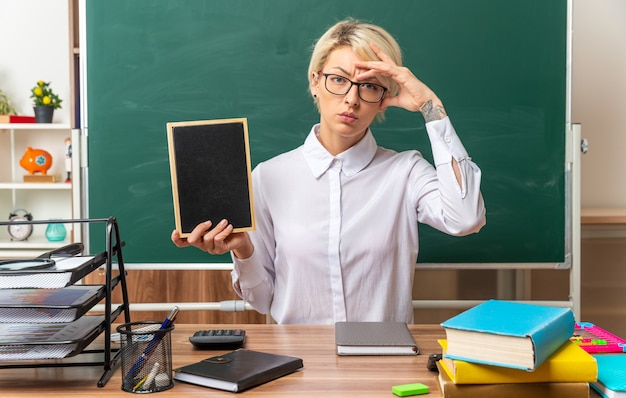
[171,219,254,259]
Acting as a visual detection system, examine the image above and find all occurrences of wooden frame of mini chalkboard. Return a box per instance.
[167,118,255,238]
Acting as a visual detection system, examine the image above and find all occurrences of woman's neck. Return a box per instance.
[316,127,367,156]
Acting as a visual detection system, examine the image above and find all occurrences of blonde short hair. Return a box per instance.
[308,19,403,116]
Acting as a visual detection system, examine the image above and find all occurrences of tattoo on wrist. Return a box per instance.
[421,100,447,122]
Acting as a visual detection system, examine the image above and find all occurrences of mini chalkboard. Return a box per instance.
[167,118,255,237]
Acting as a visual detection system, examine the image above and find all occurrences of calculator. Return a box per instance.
[189,329,246,349]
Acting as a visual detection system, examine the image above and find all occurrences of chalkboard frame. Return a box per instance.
[84,0,571,266]
[167,118,255,237]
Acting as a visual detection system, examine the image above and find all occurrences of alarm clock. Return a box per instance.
[8,209,33,241]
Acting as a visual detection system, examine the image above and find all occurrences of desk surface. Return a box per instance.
[0,324,444,397]
[0,324,599,397]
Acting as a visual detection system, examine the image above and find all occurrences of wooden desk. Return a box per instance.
[0,324,601,397]
[0,324,446,397]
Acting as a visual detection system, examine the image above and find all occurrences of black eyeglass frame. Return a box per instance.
[320,73,388,103]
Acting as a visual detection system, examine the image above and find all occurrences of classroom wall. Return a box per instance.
[2,0,626,329]
[572,0,626,337]
[573,0,626,207]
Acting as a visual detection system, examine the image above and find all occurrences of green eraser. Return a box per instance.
[392,382,429,396]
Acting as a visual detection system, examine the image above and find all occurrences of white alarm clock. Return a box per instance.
[8,209,33,241]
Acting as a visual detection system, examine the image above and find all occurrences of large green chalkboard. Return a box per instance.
[85,0,568,264]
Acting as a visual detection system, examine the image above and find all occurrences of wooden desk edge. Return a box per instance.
[581,208,626,225]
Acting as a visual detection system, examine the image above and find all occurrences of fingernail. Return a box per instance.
[220,219,228,226]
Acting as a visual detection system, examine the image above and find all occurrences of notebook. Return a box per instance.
[591,354,626,398]
[335,321,418,355]
[174,349,303,392]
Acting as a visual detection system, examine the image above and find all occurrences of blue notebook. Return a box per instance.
[441,299,575,370]
[591,354,626,398]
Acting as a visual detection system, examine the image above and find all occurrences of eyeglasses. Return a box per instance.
[320,73,387,103]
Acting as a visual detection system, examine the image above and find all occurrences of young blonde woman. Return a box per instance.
[172,19,486,324]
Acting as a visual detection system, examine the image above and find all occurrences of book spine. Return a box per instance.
[444,357,596,384]
[530,308,575,368]
[0,115,37,123]
[438,361,590,398]
[441,381,589,398]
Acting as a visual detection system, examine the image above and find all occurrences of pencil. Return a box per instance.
[132,374,149,392]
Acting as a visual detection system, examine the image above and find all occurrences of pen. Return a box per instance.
[125,306,178,382]
[159,306,179,330]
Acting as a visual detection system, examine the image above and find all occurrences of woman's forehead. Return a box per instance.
[324,47,366,73]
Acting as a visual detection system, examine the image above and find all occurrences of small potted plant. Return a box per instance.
[0,88,17,116]
[31,80,62,123]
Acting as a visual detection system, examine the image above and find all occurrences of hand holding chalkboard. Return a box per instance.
[167,118,256,238]
[170,218,254,259]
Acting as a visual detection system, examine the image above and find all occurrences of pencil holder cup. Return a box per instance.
[117,321,175,393]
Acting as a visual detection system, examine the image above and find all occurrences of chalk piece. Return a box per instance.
[154,372,170,388]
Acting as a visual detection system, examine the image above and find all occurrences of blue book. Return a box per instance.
[591,354,626,398]
[440,299,575,371]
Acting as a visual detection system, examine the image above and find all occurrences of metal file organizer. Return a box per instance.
[0,217,131,387]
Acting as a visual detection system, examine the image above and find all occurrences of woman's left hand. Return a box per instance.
[354,42,444,116]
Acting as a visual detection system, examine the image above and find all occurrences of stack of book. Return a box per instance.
[436,299,598,397]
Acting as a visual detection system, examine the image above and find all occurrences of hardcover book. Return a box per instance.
[438,339,597,384]
[435,361,589,398]
[173,349,303,392]
[440,299,575,370]
[591,354,626,398]
[335,321,418,355]
[0,115,36,123]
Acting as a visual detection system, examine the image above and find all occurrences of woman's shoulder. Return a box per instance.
[375,146,425,164]
[254,146,305,172]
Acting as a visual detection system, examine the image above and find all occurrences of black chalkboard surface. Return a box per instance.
[167,119,255,237]
[85,0,569,265]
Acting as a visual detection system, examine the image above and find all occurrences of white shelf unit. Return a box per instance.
[0,123,81,258]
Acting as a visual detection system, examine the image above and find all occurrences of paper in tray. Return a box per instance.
[0,285,106,323]
[0,315,106,360]
[0,254,104,289]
